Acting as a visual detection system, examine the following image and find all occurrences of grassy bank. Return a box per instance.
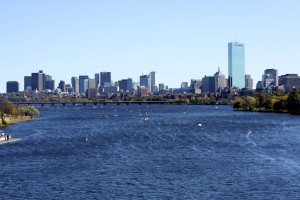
[0,116,35,128]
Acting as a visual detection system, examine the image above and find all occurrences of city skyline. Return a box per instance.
[1,0,300,93]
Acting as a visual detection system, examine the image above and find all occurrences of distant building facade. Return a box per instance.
[24,76,32,91]
[95,73,100,89]
[149,71,158,93]
[100,72,111,87]
[214,67,226,92]
[6,81,19,93]
[202,76,215,93]
[279,74,300,92]
[71,77,79,93]
[45,75,55,90]
[79,75,89,93]
[88,79,96,90]
[228,42,245,88]
[159,83,165,92]
[140,74,149,89]
[58,80,66,92]
[263,69,278,88]
[245,74,253,89]
[31,70,44,92]
[118,78,133,92]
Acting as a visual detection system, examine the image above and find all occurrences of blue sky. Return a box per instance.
[1,0,300,93]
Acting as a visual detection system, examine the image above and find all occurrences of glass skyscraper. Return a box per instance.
[79,75,89,93]
[228,42,245,89]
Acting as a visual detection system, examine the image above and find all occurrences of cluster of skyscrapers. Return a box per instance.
[6,70,161,98]
[5,41,300,95]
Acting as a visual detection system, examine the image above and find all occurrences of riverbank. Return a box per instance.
[0,116,36,128]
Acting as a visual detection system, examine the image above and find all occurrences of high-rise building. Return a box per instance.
[202,76,215,93]
[71,77,79,93]
[214,67,226,92]
[24,76,32,91]
[118,78,133,92]
[95,73,100,89]
[100,72,111,87]
[245,74,253,89]
[190,79,202,94]
[88,79,96,89]
[6,81,19,93]
[58,80,66,92]
[45,75,55,90]
[159,83,165,92]
[31,70,44,92]
[79,75,89,93]
[140,75,149,88]
[262,69,278,88]
[228,42,245,88]
[149,71,158,93]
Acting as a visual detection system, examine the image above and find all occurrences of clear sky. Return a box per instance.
[1,0,300,93]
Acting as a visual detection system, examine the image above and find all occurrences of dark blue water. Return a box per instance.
[1,105,300,199]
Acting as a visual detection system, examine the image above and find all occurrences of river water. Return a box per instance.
[0,105,299,199]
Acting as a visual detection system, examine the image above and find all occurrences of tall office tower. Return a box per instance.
[140,75,149,87]
[71,77,79,93]
[228,42,245,88]
[214,67,226,92]
[245,74,253,89]
[95,73,100,89]
[58,80,66,92]
[100,72,111,87]
[24,76,32,91]
[263,69,278,88]
[79,75,89,93]
[159,83,165,92]
[31,70,45,92]
[88,79,96,89]
[118,78,133,92]
[6,81,19,93]
[201,76,215,93]
[149,71,158,93]
[45,75,55,90]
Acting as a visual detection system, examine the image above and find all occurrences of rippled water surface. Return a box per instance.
[1,105,300,199]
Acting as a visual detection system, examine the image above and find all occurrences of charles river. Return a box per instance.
[1,104,299,199]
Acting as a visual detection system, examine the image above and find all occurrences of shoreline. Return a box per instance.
[0,116,36,128]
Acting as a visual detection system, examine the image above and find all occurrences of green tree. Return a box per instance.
[244,96,257,111]
[287,89,300,114]
[0,99,18,125]
[232,97,245,110]
[18,106,39,117]
[256,93,272,110]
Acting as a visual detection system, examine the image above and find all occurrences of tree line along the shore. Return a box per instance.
[0,99,39,126]
[232,89,300,114]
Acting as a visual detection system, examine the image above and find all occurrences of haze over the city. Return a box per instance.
[1,0,300,93]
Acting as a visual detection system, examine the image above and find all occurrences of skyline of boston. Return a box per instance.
[1,1,300,93]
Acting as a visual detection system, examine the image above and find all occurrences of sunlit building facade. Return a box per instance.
[228,42,245,89]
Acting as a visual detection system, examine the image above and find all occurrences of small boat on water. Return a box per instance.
[142,117,149,121]
[0,130,20,145]
[0,130,11,141]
